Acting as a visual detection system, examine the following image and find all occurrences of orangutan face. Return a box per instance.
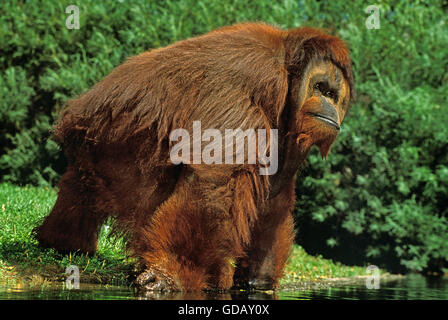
[291,59,351,157]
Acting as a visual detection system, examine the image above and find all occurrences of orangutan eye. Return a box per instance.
[314,82,324,92]
[326,89,338,101]
[314,82,338,101]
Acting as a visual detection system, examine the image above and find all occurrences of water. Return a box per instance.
[0,274,446,300]
[278,274,448,300]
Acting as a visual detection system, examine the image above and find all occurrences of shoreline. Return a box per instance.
[1,261,403,292]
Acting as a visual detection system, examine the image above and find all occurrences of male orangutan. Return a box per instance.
[35,23,354,292]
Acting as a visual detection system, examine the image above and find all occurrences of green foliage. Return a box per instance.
[0,0,447,273]
[0,183,131,285]
[294,1,448,273]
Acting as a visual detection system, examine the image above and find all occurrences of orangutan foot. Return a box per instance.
[135,268,178,292]
[247,277,276,291]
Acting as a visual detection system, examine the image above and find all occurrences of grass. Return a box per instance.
[0,183,134,288]
[280,245,366,286]
[0,182,368,289]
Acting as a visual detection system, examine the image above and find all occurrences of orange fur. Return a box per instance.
[34,23,354,291]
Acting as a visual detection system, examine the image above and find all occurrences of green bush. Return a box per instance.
[294,1,448,273]
[0,0,447,272]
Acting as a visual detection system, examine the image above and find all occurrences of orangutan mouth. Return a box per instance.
[307,112,340,131]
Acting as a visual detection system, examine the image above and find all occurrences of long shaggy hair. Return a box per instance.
[35,22,354,291]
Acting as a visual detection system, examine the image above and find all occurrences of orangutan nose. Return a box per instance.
[306,98,340,131]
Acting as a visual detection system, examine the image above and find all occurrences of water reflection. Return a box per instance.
[0,274,446,300]
[0,284,278,300]
[279,274,448,300]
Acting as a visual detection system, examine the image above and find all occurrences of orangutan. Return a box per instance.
[35,23,354,291]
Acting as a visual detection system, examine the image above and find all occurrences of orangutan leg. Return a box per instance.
[34,166,107,254]
[233,178,296,290]
[133,170,245,292]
